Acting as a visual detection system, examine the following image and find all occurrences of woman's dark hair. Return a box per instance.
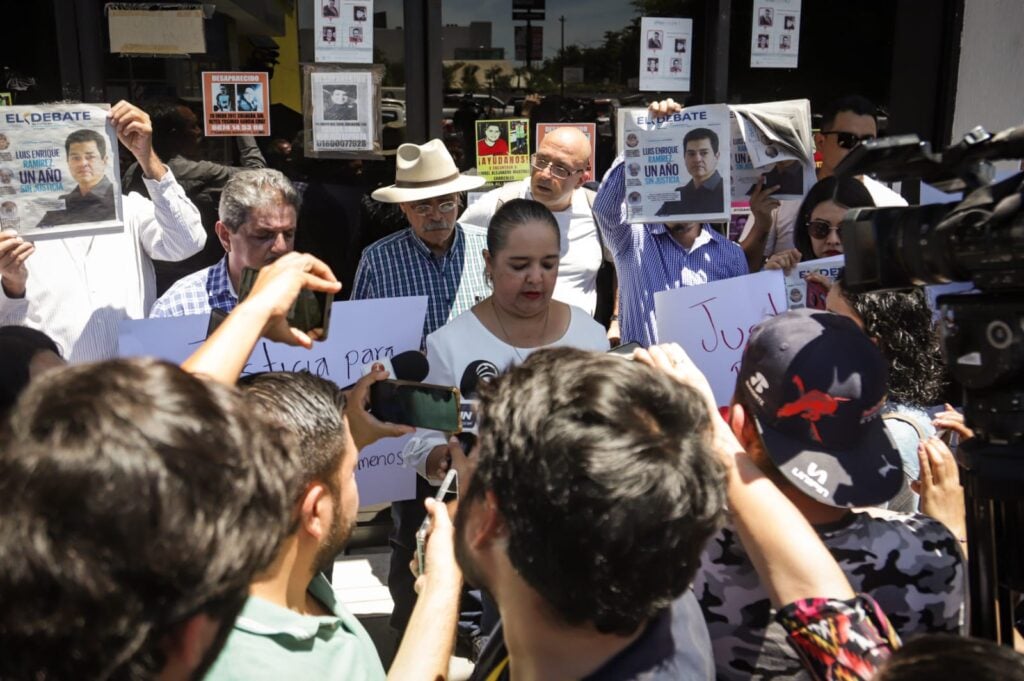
[794,176,874,261]
[875,633,1024,681]
[487,198,560,254]
[0,326,62,418]
[835,269,945,406]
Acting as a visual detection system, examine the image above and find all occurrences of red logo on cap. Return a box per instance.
[776,376,850,443]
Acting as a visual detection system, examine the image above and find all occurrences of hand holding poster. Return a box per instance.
[0,104,124,240]
[618,104,731,223]
[475,118,530,185]
[784,254,843,310]
[729,99,815,203]
[201,72,271,137]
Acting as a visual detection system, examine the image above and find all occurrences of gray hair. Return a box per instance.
[219,169,301,232]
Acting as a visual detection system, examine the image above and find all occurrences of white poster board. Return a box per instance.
[618,104,731,223]
[118,296,429,506]
[639,17,693,92]
[655,271,787,405]
[750,0,801,69]
[107,7,206,55]
[0,104,124,240]
[315,0,374,63]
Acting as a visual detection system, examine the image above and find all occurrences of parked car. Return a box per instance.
[382,98,406,126]
[441,93,512,120]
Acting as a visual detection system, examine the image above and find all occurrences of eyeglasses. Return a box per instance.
[821,130,876,150]
[530,154,585,180]
[807,220,842,240]
[409,199,458,216]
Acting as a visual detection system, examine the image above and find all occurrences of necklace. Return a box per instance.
[490,297,550,364]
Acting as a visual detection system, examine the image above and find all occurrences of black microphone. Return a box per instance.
[459,359,500,398]
[391,350,430,382]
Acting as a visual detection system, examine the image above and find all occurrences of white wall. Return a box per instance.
[951,0,1024,145]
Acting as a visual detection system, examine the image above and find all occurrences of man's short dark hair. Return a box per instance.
[820,95,877,131]
[0,358,298,679]
[470,347,726,635]
[684,127,719,154]
[144,97,194,160]
[64,128,107,159]
[238,371,348,500]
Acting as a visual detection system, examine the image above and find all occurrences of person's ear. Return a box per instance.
[214,221,233,253]
[813,131,825,151]
[300,482,331,541]
[728,402,748,441]
[162,613,221,677]
[467,490,506,550]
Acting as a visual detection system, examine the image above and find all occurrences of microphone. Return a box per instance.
[390,350,430,382]
[459,359,500,398]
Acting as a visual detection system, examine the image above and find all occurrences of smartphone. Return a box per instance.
[608,341,642,358]
[416,468,459,575]
[238,266,334,339]
[369,379,461,432]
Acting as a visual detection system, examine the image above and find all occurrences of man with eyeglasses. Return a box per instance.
[739,95,907,268]
[460,126,610,319]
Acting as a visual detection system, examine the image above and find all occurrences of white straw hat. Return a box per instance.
[371,138,486,203]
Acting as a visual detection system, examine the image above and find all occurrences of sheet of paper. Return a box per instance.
[201,72,271,137]
[315,0,374,63]
[639,17,693,92]
[308,69,378,154]
[750,0,802,69]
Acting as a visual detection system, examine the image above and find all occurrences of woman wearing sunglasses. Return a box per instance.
[793,176,875,262]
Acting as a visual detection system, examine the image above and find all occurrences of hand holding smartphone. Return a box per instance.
[238,265,334,339]
[369,379,461,432]
[416,468,458,576]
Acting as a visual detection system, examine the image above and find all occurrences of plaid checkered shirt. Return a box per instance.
[352,224,489,344]
[149,256,237,318]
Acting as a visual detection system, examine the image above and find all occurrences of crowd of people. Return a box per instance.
[0,88,1022,681]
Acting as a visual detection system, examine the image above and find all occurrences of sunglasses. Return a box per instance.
[821,130,876,150]
[530,154,585,180]
[807,220,842,240]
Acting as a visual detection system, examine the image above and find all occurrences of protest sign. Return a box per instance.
[475,118,530,184]
[784,255,843,310]
[639,17,693,92]
[751,0,802,69]
[0,104,124,240]
[536,122,597,173]
[118,296,429,505]
[730,99,815,204]
[618,104,731,223]
[201,72,270,137]
[656,270,787,405]
[315,0,373,63]
[305,66,383,158]
[107,7,206,55]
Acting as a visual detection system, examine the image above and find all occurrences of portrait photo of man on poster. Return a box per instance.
[656,127,724,217]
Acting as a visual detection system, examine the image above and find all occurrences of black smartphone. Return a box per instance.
[369,379,461,432]
[238,266,334,339]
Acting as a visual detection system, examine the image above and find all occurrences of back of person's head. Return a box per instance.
[820,94,877,131]
[875,633,1024,681]
[0,325,63,419]
[471,347,726,635]
[734,309,903,508]
[487,198,559,254]
[144,97,195,160]
[0,358,298,680]
[238,371,348,499]
[794,176,874,260]
[219,168,301,232]
[833,271,945,407]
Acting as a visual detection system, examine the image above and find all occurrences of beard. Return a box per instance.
[313,504,356,577]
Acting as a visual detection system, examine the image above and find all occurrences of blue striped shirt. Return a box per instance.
[352,224,490,343]
[593,159,748,347]
[149,256,237,318]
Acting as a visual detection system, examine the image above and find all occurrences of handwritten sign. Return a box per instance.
[655,271,786,405]
[118,296,428,506]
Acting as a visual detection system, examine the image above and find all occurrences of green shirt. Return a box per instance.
[204,574,386,681]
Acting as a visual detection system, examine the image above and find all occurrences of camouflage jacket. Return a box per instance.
[693,510,964,680]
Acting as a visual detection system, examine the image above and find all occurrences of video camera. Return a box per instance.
[834,125,1024,643]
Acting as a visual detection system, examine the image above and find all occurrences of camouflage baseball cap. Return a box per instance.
[737,309,903,508]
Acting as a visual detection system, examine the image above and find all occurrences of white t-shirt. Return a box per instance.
[403,303,610,476]
[460,179,605,314]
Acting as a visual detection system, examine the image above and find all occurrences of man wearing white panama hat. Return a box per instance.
[353,138,489,342]
[351,139,489,640]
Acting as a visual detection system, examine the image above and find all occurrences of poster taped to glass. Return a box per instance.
[201,72,271,137]
[617,104,730,223]
[305,66,382,158]
[315,0,373,63]
[536,122,597,175]
[475,119,530,185]
[0,104,124,240]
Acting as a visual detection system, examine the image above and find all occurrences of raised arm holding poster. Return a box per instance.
[475,118,531,184]
[0,104,124,240]
[617,103,731,223]
[729,99,815,204]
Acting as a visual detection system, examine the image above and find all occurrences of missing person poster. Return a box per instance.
[315,0,373,63]
[306,67,381,157]
[618,104,730,223]
[475,118,530,184]
[0,104,124,240]
[536,122,597,174]
[639,17,693,92]
[201,72,270,137]
[751,0,801,69]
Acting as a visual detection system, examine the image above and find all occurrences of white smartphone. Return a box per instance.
[415,468,458,576]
